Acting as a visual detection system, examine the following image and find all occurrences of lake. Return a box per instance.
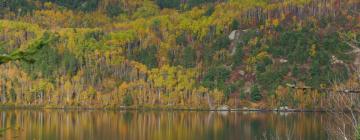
[0,110,330,140]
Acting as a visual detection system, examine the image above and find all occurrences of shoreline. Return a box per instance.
[0,104,327,112]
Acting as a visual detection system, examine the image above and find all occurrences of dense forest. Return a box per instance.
[0,0,358,109]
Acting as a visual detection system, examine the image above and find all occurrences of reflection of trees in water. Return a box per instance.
[227,112,328,140]
[0,110,329,140]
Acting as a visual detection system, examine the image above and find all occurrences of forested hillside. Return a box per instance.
[0,0,358,109]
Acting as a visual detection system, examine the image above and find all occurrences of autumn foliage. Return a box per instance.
[0,0,358,109]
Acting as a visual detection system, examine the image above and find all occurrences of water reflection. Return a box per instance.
[0,110,329,140]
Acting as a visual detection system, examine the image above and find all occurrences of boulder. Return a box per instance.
[279,106,289,111]
[228,30,237,40]
[217,105,230,111]
[279,58,288,63]
[239,70,245,76]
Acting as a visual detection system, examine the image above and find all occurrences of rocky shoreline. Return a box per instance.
[0,104,326,112]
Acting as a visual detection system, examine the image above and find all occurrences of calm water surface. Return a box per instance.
[0,110,330,140]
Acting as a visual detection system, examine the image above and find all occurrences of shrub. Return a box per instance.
[106,3,122,17]
[233,44,244,66]
[130,45,158,68]
[182,46,196,68]
[250,85,262,101]
[203,6,214,16]
[213,35,231,51]
[202,66,231,90]
[123,94,133,106]
[231,19,240,30]
[239,89,246,100]
[155,0,181,9]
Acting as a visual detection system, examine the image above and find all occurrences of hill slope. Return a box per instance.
[0,0,359,109]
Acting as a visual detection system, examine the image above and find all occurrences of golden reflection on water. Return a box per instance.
[0,110,328,140]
